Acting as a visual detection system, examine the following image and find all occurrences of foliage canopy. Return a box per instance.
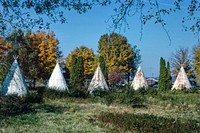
[0,1,199,36]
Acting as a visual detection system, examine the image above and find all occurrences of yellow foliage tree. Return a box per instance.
[31,31,60,80]
[98,33,140,75]
[0,37,12,61]
[66,46,95,78]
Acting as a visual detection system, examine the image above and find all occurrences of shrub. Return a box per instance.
[43,88,69,99]
[89,86,146,107]
[104,94,114,106]
[146,88,159,96]
[90,89,108,98]
[0,95,33,116]
[95,112,200,133]
[69,87,88,98]
[26,91,43,103]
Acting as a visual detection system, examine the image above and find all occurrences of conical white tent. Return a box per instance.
[47,62,68,91]
[131,66,148,90]
[1,59,28,96]
[88,65,109,93]
[172,66,191,90]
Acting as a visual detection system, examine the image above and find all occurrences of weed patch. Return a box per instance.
[95,112,200,133]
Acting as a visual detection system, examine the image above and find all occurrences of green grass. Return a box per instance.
[0,88,200,132]
[0,98,112,133]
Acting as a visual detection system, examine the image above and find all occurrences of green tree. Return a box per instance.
[70,55,77,88]
[0,36,12,84]
[193,44,200,82]
[70,55,84,88]
[158,57,172,90]
[98,32,140,82]
[99,56,107,80]
[159,57,165,90]
[166,62,172,90]
[76,56,84,88]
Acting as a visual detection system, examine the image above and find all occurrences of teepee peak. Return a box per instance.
[131,65,148,90]
[172,66,191,90]
[47,62,68,91]
[88,65,109,93]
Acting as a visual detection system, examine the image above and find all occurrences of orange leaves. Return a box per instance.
[66,46,95,78]
[0,37,11,60]
[31,31,59,79]
[98,33,135,74]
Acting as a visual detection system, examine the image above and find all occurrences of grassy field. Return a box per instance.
[1,88,200,132]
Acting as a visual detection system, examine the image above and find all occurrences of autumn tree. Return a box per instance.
[4,30,40,87]
[98,32,140,82]
[20,31,40,88]
[193,44,200,82]
[31,31,61,80]
[0,37,11,61]
[3,30,61,83]
[0,36,11,83]
[66,46,95,79]
[170,47,194,79]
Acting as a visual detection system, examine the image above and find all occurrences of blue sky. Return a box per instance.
[48,2,198,77]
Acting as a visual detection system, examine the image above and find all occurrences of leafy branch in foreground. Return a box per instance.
[0,0,200,37]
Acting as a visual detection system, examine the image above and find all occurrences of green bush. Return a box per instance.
[26,91,43,103]
[43,88,69,99]
[104,94,114,106]
[146,88,159,96]
[90,89,108,98]
[69,87,88,98]
[0,95,33,116]
[96,112,200,133]
[89,86,146,107]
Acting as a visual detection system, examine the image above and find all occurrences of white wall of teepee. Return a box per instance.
[47,62,68,91]
[172,66,191,90]
[1,59,28,96]
[88,65,109,93]
[131,66,148,90]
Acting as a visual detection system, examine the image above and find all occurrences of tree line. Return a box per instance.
[1,29,200,90]
[0,31,140,88]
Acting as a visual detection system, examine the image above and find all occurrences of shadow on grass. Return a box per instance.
[33,104,70,113]
[132,104,147,108]
[0,103,70,118]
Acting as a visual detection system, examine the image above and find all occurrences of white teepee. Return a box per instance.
[88,65,109,93]
[1,59,28,96]
[47,62,68,91]
[131,66,148,90]
[172,66,191,90]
